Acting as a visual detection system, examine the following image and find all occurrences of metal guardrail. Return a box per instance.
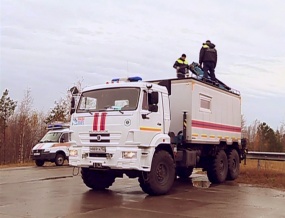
[246,151,285,161]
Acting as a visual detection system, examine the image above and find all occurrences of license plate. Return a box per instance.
[90,146,106,153]
[34,152,40,156]
[93,162,103,168]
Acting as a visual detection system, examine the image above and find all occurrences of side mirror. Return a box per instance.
[70,97,75,115]
[149,92,158,105]
[71,97,75,108]
[149,105,158,112]
[70,108,75,115]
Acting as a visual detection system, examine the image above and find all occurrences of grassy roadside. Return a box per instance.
[0,161,64,168]
[0,162,34,168]
[236,159,285,191]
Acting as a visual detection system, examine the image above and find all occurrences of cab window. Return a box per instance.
[142,90,148,110]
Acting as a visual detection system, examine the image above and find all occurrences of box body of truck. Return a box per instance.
[169,79,241,145]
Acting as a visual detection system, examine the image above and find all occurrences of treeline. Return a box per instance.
[0,89,70,165]
[0,89,284,165]
[242,119,285,152]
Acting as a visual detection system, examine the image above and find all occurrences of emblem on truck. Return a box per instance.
[124,119,131,126]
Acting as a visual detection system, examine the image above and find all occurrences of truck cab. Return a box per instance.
[31,123,73,166]
[69,77,170,170]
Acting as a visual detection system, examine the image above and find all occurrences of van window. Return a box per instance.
[60,133,69,143]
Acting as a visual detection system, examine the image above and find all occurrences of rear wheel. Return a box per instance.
[55,153,65,166]
[81,168,115,190]
[207,150,228,184]
[176,167,194,179]
[35,160,44,167]
[138,150,175,196]
[227,149,240,180]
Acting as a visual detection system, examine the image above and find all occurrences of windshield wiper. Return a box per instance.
[102,106,124,114]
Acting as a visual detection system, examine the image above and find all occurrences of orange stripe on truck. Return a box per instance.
[140,126,161,132]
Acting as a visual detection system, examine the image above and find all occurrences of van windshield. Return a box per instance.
[77,87,140,113]
[40,132,61,143]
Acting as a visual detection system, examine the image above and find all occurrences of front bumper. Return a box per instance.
[69,146,154,171]
[31,151,56,161]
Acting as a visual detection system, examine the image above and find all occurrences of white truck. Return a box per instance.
[68,76,246,195]
[31,123,73,166]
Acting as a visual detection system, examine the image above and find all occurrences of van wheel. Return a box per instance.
[207,150,228,184]
[227,149,240,180]
[176,167,194,179]
[55,153,65,166]
[35,160,44,167]
[138,150,175,196]
[81,168,115,190]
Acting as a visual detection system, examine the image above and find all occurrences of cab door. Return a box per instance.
[139,90,164,146]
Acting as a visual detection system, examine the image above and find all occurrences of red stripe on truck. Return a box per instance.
[93,113,99,131]
[192,120,241,132]
[100,112,107,131]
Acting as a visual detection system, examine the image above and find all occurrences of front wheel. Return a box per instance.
[55,153,65,166]
[81,168,116,190]
[138,150,175,196]
[35,160,45,167]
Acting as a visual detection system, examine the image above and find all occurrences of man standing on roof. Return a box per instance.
[199,40,217,82]
[173,54,189,79]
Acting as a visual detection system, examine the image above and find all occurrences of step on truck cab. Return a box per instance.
[31,123,73,166]
[69,76,247,195]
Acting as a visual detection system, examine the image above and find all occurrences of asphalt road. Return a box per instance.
[0,166,284,218]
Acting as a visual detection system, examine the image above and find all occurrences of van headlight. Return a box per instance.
[69,149,78,157]
[43,148,51,153]
[122,151,137,159]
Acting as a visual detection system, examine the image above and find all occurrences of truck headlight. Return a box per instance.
[69,149,78,157]
[122,151,137,159]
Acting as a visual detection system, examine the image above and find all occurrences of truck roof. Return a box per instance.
[82,80,169,94]
[81,76,239,96]
[149,76,240,96]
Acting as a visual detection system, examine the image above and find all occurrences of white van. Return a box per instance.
[31,123,73,166]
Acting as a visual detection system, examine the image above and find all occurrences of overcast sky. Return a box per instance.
[1,0,285,129]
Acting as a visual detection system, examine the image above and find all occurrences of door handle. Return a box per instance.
[157,123,161,126]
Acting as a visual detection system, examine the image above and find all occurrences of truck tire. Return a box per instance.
[55,153,65,166]
[207,150,228,184]
[176,167,194,179]
[138,150,175,196]
[35,160,44,167]
[227,149,240,180]
[81,168,115,190]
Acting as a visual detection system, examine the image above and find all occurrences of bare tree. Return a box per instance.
[17,89,33,163]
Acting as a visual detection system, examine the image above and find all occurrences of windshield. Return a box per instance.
[40,132,62,143]
[77,87,140,113]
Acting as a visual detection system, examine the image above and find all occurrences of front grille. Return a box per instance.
[89,153,107,158]
[33,149,44,153]
[89,133,110,143]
